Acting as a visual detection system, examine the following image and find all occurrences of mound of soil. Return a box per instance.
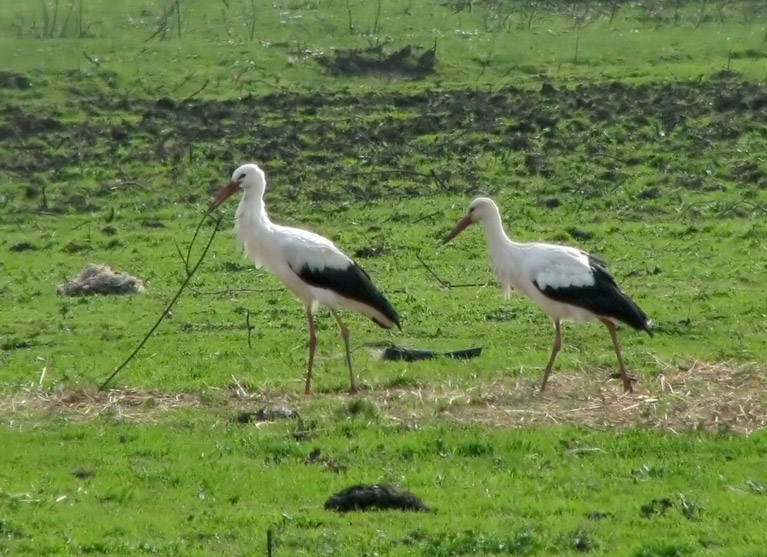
[325,484,430,512]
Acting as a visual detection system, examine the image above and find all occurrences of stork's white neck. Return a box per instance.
[236,188,271,229]
[479,205,513,250]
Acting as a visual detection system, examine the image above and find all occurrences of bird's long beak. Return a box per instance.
[208,181,240,212]
[443,215,473,244]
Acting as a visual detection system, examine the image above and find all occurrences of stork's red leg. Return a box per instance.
[305,307,317,395]
[601,319,634,393]
[540,320,562,392]
[331,310,357,394]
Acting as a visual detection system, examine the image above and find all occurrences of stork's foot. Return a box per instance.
[609,371,637,393]
[348,384,359,395]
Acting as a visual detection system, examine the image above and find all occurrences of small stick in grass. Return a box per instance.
[415,253,487,289]
[246,309,254,348]
[99,212,223,391]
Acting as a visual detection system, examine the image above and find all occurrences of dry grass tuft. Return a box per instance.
[2,360,766,433]
[1,388,202,422]
[57,264,146,296]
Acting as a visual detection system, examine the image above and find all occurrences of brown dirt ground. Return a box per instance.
[4,72,767,209]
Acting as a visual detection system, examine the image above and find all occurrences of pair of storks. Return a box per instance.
[208,164,652,395]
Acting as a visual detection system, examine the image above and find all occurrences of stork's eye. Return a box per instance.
[238,173,246,181]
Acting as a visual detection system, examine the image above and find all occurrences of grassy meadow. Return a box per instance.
[2,0,767,554]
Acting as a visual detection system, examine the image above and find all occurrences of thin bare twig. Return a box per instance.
[246,310,254,348]
[412,211,442,224]
[415,253,487,289]
[415,252,450,288]
[181,79,209,103]
[99,213,223,391]
[81,50,100,67]
[189,287,282,296]
[173,238,190,275]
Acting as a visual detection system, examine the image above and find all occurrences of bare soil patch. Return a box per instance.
[4,73,767,207]
[2,360,765,433]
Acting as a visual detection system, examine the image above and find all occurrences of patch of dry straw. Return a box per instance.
[2,360,766,433]
[373,359,767,434]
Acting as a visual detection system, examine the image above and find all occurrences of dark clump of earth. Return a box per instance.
[303,448,348,474]
[235,406,298,424]
[0,71,31,89]
[10,242,36,252]
[73,468,94,479]
[325,484,430,512]
[640,497,673,518]
[353,246,390,258]
[4,73,767,207]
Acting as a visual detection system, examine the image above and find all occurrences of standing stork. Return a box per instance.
[208,163,400,395]
[443,197,652,393]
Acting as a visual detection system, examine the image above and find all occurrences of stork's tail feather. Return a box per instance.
[617,292,653,335]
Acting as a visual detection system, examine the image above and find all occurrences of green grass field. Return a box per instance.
[2,0,767,555]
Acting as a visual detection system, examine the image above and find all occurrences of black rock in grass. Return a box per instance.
[235,406,298,424]
[10,242,35,252]
[325,484,429,513]
[640,497,673,518]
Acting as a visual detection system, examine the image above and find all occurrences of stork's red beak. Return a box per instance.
[208,181,240,212]
[443,215,473,244]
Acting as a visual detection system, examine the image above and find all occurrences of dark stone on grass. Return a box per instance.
[73,468,93,479]
[0,71,31,89]
[353,246,389,258]
[141,220,165,228]
[1,339,31,350]
[221,261,249,272]
[540,82,557,96]
[573,532,593,552]
[10,242,36,252]
[62,241,91,254]
[566,227,593,241]
[636,187,662,200]
[155,97,175,110]
[325,484,429,512]
[235,406,298,424]
[640,497,673,518]
[586,511,611,520]
[303,448,348,473]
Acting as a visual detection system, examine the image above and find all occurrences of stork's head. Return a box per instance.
[208,163,266,212]
[443,197,498,244]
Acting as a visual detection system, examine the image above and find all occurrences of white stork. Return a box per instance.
[208,163,400,395]
[443,197,652,393]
